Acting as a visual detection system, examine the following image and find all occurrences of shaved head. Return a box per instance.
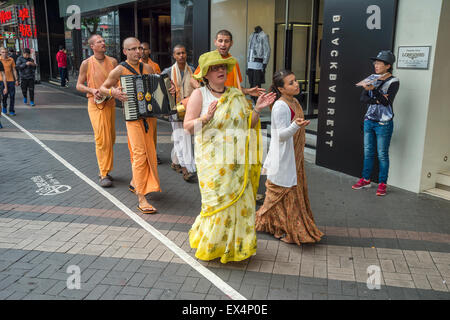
[141,42,150,50]
[123,37,140,49]
[88,34,101,46]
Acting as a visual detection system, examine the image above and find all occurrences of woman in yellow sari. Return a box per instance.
[184,50,276,263]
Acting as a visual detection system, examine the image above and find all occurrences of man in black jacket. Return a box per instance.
[16,48,36,106]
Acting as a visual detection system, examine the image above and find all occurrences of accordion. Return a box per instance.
[120,74,176,121]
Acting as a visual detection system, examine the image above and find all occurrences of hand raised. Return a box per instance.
[255,92,277,111]
[295,118,310,127]
[205,100,218,121]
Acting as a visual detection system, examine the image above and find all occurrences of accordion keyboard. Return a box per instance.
[121,76,139,121]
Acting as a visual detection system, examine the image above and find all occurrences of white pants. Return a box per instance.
[171,121,196,173]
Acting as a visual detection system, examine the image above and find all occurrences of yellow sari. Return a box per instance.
[189,87,262,263]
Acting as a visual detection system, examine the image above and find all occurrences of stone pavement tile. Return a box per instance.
[144,288,164,300]
[176,292,206,300]
[5,291,28,300]
[120,286,150,297]
[242,271,271,287]
[298,283,328,295]
[100,285,123,300]
[85,284,110,300]
[160,288,178,300]
[273,261,299,276]
[384,278,415,289]
[180,277,199,292]
[268,274,284,289]
[426,275,448,292]
[127,273,146,287]
[89,256,120,271]
[139,273,160,288]
[194,278,212,294]
[252,285,269,299]
[327,279,342,295]
[45,281,67,296]
[238,284,255,299]
[411,274,432,290]
[59,288,90,299]
[380,259,396,273]
[268,288,297,300]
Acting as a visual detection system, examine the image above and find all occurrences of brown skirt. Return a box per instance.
[255,179,323,245]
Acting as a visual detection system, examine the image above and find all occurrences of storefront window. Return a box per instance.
[211,0,322,126]
[0,1,40,81]
[63,10,120,80]
[171,0,193,64]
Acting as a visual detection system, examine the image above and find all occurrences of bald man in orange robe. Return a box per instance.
[100,37,175,214]
[76,34,118,187]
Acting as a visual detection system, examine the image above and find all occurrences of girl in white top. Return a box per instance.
[256,70,323,245]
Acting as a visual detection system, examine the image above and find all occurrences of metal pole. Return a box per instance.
[43,0,52,78]
[283,0,290,69]
[307,0,320,116]
[134,2,138,38]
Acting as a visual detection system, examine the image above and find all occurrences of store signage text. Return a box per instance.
[324,14,342,148]
[0,10,13,24]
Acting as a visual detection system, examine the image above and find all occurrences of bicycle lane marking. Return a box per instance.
[3,114,246,300]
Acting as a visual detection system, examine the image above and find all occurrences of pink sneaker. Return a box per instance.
[376,183,387,196]
[352,178,371,189]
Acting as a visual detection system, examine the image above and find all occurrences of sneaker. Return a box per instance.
[8,112,15,116]
[23,98,27,104]
[352,178,371,189]
[376,183,387,196]
[2,107,6,114]
[99,176,113,188]
[30,101,35,107]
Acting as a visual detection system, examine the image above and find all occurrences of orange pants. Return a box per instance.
[88,99,116,177]
[126,118,161,195]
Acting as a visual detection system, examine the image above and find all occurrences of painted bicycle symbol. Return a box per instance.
[31,174,72,196]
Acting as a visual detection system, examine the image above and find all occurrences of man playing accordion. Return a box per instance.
[100,37,175,214]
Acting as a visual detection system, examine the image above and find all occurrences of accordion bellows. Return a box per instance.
[120,74,176,121]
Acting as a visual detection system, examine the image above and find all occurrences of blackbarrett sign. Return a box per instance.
[397,46,431,69]
[316,0,398,180]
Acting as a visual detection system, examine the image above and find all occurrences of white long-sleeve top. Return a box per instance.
[263,100,300,187]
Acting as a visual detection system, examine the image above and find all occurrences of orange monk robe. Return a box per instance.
[139,58,160,147]
[121,64,161,195]
[194,52,243,89]
[140,57,161,74]
[86,55,116,177]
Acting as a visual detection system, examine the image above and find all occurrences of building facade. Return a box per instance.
[35,0,449,197]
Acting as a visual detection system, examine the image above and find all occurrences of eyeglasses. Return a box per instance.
[127,47,143,52]
[209,64,227,72]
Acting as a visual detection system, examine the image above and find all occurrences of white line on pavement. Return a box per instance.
[2,114,246,300]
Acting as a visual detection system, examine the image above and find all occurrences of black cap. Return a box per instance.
[370,50,395,65]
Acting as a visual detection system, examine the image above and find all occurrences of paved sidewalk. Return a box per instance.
[0,84,449,300]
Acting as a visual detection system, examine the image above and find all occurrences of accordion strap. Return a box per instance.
[120,61,144,75]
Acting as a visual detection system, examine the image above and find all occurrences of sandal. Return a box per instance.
[129,185,136,194]
[183,172,196,183]
[137,205,158,214]
[170,162,182,173]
